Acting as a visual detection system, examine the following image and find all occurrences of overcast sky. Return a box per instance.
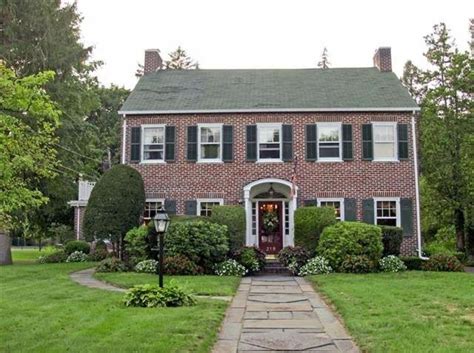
[73,0,473,89]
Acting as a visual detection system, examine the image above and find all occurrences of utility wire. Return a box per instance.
[53,143,102,163]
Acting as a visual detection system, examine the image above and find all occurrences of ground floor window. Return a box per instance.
[374,198,400,227]
[144,199,164,220]
[197,199,224,217]
[318,198,344,220]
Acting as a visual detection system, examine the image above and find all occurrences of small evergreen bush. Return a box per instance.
[380,225,403,256]
[298,256,333,276]
[64,240,90,255]
[164,255,203,275]
[96,257,128,272]
[278,246,311,270]
[215,259,248,276]
[379,255,407,272]
[232,246,265,273]
[123,284,196,308]
[38,250,67,264]
[294,207,337,253]
[135,259,159,273]
[209,206,246,253]
[66,251,88,263]
[422,254,464,272]
[340,255,376,273]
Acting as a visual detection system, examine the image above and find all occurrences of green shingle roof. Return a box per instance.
[119,68,418,114]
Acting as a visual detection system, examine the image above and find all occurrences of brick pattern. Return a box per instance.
[121,111,419,256]
[144,49,162,74]
[373,47,392,72]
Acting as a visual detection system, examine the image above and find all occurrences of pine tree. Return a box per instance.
[165,46,198,70]
[318,48,330,69]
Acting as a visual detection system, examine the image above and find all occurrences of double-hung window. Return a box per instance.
[142,125,165,162]
[197,199,224,217]
[198,124,222,162]
[318,123,341,161]
[318,198,344,220]
[143,199,164,221]
[258,124,281,161]
[374,198,400,227]
[373,122,397,161]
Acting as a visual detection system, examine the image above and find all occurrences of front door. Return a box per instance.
[258,201,283,254]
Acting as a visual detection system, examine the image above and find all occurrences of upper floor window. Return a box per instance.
[374,198,400,227]
[373,123,397,161]
[142,125,165,162]
[258,124,281,161]
[197,199,223,217]
[318,198,344,220]
[318,123,341,161]
[198,124,222,162]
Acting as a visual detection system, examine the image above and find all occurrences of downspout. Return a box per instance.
[411,111,428,259]
[121,116,127,164]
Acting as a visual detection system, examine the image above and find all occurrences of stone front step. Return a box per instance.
[262,258,290,274]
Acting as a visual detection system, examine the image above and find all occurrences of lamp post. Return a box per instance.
[153,207,170,288]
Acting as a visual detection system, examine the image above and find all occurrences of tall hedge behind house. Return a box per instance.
[294,207,337,253]
[209,205,245,253]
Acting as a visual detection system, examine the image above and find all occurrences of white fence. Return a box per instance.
[78,180,96,201]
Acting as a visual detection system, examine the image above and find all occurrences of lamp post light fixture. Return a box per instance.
[153,207,170,288]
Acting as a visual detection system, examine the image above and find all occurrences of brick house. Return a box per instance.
[70,47,422,256]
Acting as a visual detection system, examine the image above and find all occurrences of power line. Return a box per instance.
[54,143,102,164]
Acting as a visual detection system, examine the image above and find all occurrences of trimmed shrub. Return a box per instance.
[123,284,196,308]
[340,255,376,273]
[380,225,403,256]
[422,254,464,272]
[164,255,203,275]
[135,259,158,273]
[124,226,149,265]
[166,221,229,273]
[298,256,333,276]
[379,255,407,272]
[295,207,337,253]
[317,222,383,270]
[88,248,108,262]
[215,259,248,276]
[400,256,426,270]
[64,240,90,255]
[83,165,145,253]
[209,206,246,253]
[96,257,128,272]
[278,246,311,270]
[66,251,88,263]
[232,246,265,273]
[38,250,67,264]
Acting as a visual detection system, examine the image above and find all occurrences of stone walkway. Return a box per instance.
[212,275,359,353]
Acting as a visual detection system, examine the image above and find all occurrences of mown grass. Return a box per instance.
[11,247,54,263]
[307,271,474,353]
[0,262,234,353]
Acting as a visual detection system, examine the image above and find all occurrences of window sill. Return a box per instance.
[197,160,224,164]
[371,159,400,163]
[316,159,343,163]
[140,160,166,164]
[256,159,283,164]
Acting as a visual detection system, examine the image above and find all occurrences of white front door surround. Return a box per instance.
[243,178,297,249]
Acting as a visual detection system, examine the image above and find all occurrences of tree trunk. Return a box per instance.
[0,230,13,265]
[454,208,466,252]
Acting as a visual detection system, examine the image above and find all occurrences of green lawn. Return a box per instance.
[11,247,54,263]
[308,271,474,353]
[95,272,241,296]
[0,263,235,353]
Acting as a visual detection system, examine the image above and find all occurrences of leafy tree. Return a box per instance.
[317,47,330,69]
[165,46,198,70]
[82,165,145,257]
[0,65,60,265]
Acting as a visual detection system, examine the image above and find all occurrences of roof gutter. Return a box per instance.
[118,107,421,115]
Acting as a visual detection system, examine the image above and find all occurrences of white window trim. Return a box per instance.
[372,122,398,162]
[196,198,224,216]
[143,198,165,220]
[317,122,342,162]
[374,197,401,227]
[141,124,166,164]
[317,198,345,220]
[257,123,283,162]
[197,123,223,163]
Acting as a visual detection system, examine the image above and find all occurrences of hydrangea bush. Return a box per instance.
[298,256,333,276]
[379,255,407,272]
[135,259,158,273]
[66,251,88,263]
[215,259,248,276]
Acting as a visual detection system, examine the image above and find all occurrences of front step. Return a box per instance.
[262,258,291,275]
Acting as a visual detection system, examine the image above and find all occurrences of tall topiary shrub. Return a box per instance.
[294,207,337,254]
[317,222,383,270]
[380,225,403,256]
[209,206,245,253]
[83,165,145,257]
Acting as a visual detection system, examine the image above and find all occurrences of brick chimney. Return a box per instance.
[144,49,163,74]
[373,47,392,72]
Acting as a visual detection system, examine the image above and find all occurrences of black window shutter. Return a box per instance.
[164,199,176,215]
[130,127,141,163]
[305,124,317,161]
[185,200,197,216]
[400,198,413,237]
[186,126,197,161]
[362,124,373,160]
[362,199,374,224]
[246,125,257,161]
[165,126,176,162]
[398,124,409,160]
[344,198,357,221]
[304,199,318,206]
[222,125,233,162]
[342,124,353,160]
[282,124,293,161]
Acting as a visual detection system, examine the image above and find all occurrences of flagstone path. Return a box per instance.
[212,275,359,353]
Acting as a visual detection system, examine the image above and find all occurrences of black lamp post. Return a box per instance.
[153,207,170,288]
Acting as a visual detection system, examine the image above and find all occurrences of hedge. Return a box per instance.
[209,206,245,253]
[294,207,337,254]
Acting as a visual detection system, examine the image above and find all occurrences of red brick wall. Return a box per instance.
[122,111,419,255]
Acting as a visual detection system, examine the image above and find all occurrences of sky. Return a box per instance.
[73,0,473,89]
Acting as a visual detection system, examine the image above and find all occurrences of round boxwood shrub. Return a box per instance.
[166,221,229,273]
[340,255,376,273]
[164,255,203,275]
[421,254,464,272]
[38,250,68,264]
[96,257,128,272]
[64,240,90,255]
[380,225,403,257]
[83,165,145,254]
[295,207,337,254]
[209,205,246,253]
[317,221,383,270]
